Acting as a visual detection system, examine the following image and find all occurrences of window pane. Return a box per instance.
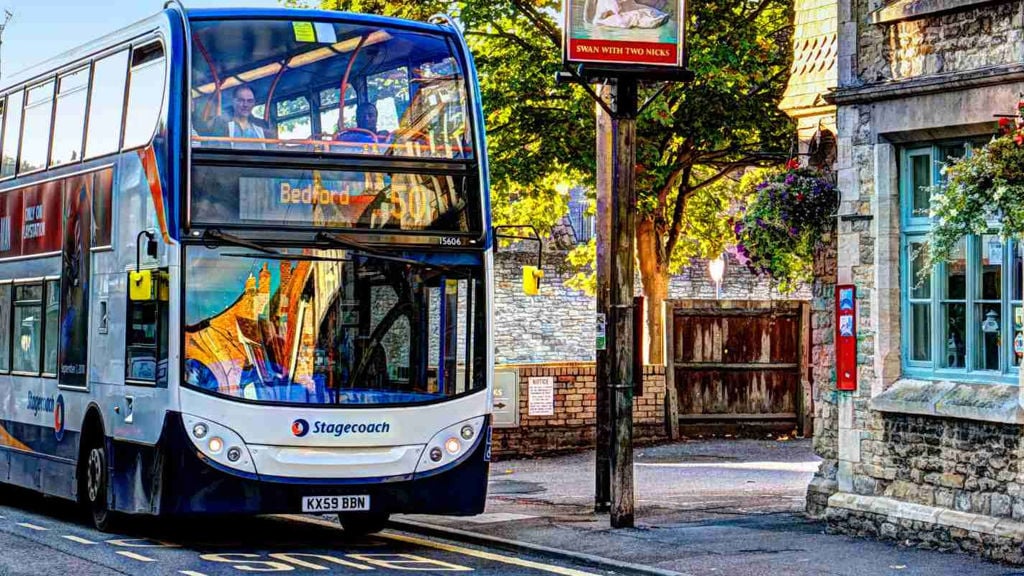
[13,284,42,373]
[1,91,22,178]
[976,303,1002,371]
[979,235,1004,300]
[911,154,931,218]
[276,95,309,117]
[1014,304,1023,368]
[945,238,967,300]
[122,45,166,149]
[43,280,58,374]
[85,51,129,158]
[910,241,931,299]
[1013,242,1023,301]
[942,303,966,368]
[127,301,158,381]
[278,115,311,140]
[50,68,90,167]
[0,284,9,371]
[19,80,55,173]
[910,303,931,362]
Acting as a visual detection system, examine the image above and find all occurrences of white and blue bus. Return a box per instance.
[0,3,494,534]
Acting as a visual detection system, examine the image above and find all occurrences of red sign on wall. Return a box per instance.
[835,284,857,392]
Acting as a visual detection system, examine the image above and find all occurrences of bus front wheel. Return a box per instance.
[81,441,115,532]
[339,512,389,536]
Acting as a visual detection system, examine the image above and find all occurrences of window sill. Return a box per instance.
[871,378,1024,425]
[870,0,1007,25]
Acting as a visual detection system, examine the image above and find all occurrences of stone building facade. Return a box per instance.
[793,0,1024,563]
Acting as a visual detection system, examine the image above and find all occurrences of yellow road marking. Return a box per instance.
[116,551,156,562]
[62,535,97,545]
[380,532,602,576]
[17,523,48,531]
[286,515,601,576]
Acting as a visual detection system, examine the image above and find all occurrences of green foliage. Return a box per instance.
[565,238,597,295]
[928,115,1024,268]
[733,166,839,292]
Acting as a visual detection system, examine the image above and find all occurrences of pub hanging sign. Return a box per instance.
[563,0,687,69]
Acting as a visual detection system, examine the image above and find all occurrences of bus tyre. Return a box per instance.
[82,441,115,532]
[339,512,389,536]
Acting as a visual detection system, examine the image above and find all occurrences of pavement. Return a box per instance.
[397,438,1024,576]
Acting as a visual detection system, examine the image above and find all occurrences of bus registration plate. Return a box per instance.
[302,495,371,512]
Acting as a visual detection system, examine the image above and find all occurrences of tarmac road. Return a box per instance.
[0,485,628,576]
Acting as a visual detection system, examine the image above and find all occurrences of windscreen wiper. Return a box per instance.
[202,229,280,255]
[315,231,451,270]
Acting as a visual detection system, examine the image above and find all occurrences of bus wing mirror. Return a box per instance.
[494,225,543,297]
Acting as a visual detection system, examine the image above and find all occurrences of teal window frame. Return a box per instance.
[899,142,1023,385]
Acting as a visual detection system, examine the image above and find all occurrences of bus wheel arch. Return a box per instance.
[77,405,115,531]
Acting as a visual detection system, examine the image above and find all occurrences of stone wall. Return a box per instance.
[494,250,809,365]
[819,0,1024,563]
[858,0,1024,83]
[807,244,840,517]
[490,363,668,458]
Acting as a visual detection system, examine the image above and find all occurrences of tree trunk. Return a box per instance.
[637,217,669,365]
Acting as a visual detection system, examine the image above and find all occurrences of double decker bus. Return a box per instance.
[0,3,493,533]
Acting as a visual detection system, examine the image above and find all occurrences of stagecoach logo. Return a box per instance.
[291,419,391,438]
[292,419,310,437]
[54,394,65,442]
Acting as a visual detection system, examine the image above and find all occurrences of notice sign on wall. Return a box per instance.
[528,376,555,416]
[564,0,686,68]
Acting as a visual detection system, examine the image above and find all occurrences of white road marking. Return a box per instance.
[116,551,156,562]
[61,535,97,545]
[179,571,209,576]
[635,461,820,472]
[17,522,48,531]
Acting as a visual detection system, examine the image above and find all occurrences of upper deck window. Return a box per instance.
[19,80,55,174]
[84,50,129,160]
[190,19,473,159]
[122,42,166,150]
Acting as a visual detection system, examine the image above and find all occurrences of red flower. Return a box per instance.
[796,193,805,201]
[785,158,800,170]
[1015,132,1024,146]
[1000,117,1013,129]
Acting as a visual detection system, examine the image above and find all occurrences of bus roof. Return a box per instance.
[0,6,456,94]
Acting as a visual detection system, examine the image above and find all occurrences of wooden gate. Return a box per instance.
[665,300,811,437]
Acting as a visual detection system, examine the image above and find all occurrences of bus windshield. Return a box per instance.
[183,246,485,406]
[190,18,473,159]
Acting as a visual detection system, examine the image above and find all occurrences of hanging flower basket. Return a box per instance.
[732,160,839,292]
[928,105,1024,265]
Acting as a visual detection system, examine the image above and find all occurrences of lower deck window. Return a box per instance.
[12,284,42,373]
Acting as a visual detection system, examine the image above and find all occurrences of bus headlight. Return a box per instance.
[415,416,485,475]
[445,437,461,455]
[182,414,256,475]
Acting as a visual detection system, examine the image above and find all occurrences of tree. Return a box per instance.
[313,0,794,363]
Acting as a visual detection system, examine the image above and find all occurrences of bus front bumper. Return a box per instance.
[155,413,490,517]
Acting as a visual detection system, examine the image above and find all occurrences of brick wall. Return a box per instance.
[491,363,668,459]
